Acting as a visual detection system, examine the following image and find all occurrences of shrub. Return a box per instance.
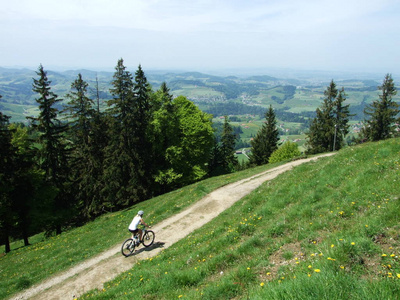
[269,141,301,164]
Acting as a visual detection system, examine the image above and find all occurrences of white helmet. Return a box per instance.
[138,210,144,216]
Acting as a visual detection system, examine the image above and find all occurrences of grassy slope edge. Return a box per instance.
[1,161,281,299]
[80,138,400,300]
[2,138,399,299]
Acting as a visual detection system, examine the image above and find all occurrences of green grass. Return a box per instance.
[2,138,400,299]
[0,162,278,299]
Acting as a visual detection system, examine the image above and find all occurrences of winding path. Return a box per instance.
[11,153,334,300]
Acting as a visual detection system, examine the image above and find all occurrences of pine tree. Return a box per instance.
[103,59,136,209]
[152,82,181,192]
[306,81,352,154]
[64,73,94,146]
[361,74,399,141]
[29,65,71,234]
[0,108,15,252]
[249,105,279,165]
[131,65,154,201]
[63,74,100,219]
[333,88,352,150]
[220,116,238,172]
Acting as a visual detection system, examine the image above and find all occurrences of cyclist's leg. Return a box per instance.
[129,229,138,239]
[138,229,143,242]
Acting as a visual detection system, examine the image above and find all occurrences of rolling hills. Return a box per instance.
[0,66,394,124]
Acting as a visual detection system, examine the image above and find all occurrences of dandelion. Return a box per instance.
[247,267,251,270]
[382,254,387,257]
[308,273,311,277]
[260,282,265,287]
[340,266,345,269]
[314,269,321,273]
[331,244,335,248]
[308,265,312,269]
[397,274,400,279]
[267,272,271,276]
[351,242,355,245]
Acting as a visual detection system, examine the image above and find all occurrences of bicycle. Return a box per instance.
[121,227,155,257]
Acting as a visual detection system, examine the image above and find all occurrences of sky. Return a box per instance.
[1,0,400,75]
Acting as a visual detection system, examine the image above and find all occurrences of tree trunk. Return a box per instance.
[4,226,11,253]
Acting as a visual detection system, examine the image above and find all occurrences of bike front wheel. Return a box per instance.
[121,238,135,257]
[142,230,155,247]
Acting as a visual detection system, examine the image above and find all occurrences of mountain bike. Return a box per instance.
[121,227,155,257]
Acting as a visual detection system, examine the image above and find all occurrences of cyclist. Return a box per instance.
[128,210,150,244]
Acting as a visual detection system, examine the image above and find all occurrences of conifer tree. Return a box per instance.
[0,108,15,252]
[29,65,71,234]
[220,116,238,172]
[208,138,224,177]
[64,74,100,219]
[152,82,181,192]
[361,74,399,141]
[306,81,336,154]
[103,59,136,208]
[333,88,352,150]
[306,81,352,153]
[8,123,38,246]
[131,65,154,200]
[249,105,279,165]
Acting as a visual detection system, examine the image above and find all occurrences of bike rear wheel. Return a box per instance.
[142,230,155,247]
[121,238,135,257]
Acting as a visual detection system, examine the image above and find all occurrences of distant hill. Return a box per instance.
[0,66,394,123]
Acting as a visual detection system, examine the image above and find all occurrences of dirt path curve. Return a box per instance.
[11,153,334,300]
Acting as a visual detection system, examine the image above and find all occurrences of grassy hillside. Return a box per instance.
[2,138,400,299]
[83,138,400,299]
[0,163,278,299]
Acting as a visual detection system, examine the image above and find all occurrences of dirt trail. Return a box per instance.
[11,153,334,300]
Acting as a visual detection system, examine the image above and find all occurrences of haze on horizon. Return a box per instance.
[1,0,400,75]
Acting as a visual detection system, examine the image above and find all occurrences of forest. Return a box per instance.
[0,60,253,253]
[1,60,399,254]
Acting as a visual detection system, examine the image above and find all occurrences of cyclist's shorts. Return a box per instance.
[129,229,139,234]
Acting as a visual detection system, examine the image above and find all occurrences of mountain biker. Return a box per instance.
[128,210,150,244]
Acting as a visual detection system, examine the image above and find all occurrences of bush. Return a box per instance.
[269,141,301,164]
